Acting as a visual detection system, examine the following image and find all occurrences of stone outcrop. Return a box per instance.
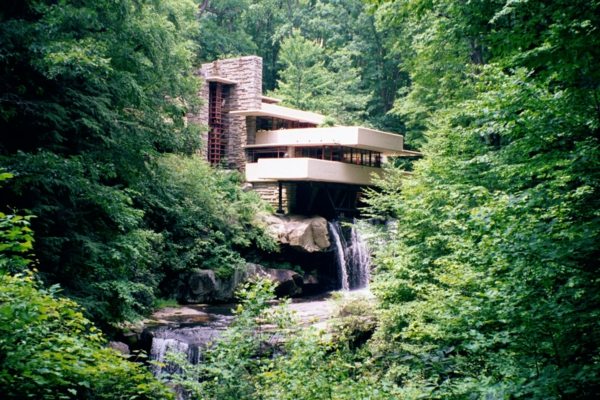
[188,270,218,300]
[180,263,303,303]
[261,214,330,252]
[263,267,303,297]
[108,341,130,355]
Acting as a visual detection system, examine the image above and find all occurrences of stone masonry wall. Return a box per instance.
[188,71,210,160]
[196,56,263,170]
[252,182,295,213]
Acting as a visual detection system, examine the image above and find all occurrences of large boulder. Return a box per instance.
[213,267,250,302]
[182,268,233,303]
[262,214,330,252]
[108,341,130,355]
[254,265,303,297]
[188,269,217,299]
[180,263,303,303]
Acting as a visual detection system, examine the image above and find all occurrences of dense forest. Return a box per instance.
[1,0,599,399]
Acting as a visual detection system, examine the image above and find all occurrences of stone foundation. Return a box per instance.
[251,182,296,213]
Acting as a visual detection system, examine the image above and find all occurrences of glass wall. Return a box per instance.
[246,145,382,167]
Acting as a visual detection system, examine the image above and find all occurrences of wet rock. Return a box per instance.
[117,320,145,349]
[188,269,217,299]
[213,268,248,302]
[302,273,321,295]
[146,306,213,326]
[257,266,303,297]
[262,214,330,252]
[303,273,319,286]
[180,263,303,303]
[121,331,140,348]
[108,341,130,355]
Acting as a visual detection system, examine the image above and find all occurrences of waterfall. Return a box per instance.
[347,225,371,289]
[328,220,371,290]
[328,221,349,290]
[148,320,231,375]
[150,337,194,375]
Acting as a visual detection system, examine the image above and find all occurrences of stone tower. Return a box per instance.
[192,56,263,170]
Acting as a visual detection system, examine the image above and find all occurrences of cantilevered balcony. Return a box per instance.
[248,126,418,156]
[245,158,381,186]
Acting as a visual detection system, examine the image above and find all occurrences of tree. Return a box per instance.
[365,0,600,398]
[272,32,335,112]
[0,0,279,328]
[196,0,257,62]
[0,174,172,399]
[0,272,174,400]
[136,154,277,296]
[272,31,370,124]
[195,0,409,131]
[0,0,196,325]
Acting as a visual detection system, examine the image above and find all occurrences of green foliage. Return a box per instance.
[162,279,398,400]
[196,0,408,132]
[161,278,286,399]
[196,0,257,61]
[138,154,277,282]
[0,0,276,326]
[0,196,172,399]
[329,292,378,350]
[366,1,600,398]
[0,0,200,325]
[376,0,488,146]
[0,173,35,274]
[272,32,336,113]
[271,31,370,124]
[153,297,180,310]
[256,329,397,400]
[253,290,397,400]
[0,272,173,400]
[0,212,34,273]
[2,151,166,324]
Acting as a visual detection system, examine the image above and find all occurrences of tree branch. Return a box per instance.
[199,0,209,15]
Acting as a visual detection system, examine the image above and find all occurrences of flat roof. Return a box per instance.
[205,76,238,85]
[391,149,421,157]
[230,103,325,125]
[261,95,282,104]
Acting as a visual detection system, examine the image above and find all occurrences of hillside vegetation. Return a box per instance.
[1,1,598,399]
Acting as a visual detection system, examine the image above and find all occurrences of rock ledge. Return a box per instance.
[261,214,330,252]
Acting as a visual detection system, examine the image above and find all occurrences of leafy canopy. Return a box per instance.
[0,0,275,326]
[0,174,172,399]
[365,0,600,398]
[272,31,370,124]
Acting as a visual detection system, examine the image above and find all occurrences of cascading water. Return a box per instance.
[150,337,193,375]
[147,309,234,376]
[328,220,371,290]
[328,221,349,290]
[347,224,371,289]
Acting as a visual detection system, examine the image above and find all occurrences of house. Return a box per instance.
[191,56,418,218]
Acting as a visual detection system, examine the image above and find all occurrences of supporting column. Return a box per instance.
[277,181,284,214]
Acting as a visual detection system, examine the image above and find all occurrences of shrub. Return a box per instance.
[0,272,173,400]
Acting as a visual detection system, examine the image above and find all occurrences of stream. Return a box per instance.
[146,220,372,375]
[147,293,339,374]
